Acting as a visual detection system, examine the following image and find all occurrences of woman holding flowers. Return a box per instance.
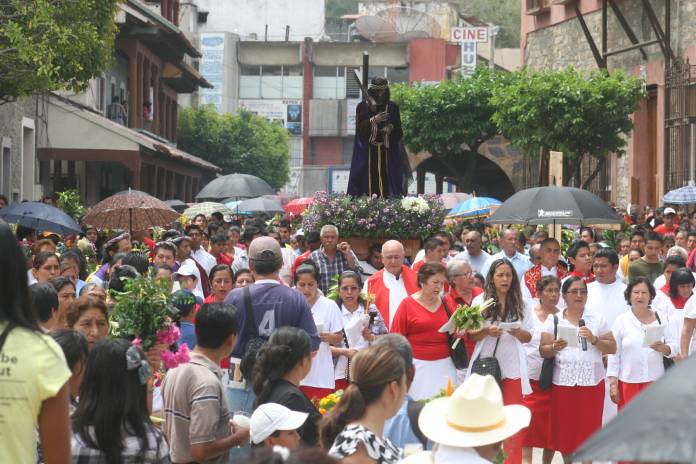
[522,275,561,464]
[391,262,457,401]
[467,258,533,464]
[294,261,344,399]
[444,258,484,360]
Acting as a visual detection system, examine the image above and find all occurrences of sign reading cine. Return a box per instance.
[450,27,489,43]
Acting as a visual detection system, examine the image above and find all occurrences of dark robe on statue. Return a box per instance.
[347,100,406,198]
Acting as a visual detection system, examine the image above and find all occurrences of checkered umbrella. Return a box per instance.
[662,183,696,205]
[82,189,180,231]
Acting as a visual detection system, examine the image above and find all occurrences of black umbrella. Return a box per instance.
[164,199,188,213]
[0,201,82,235]
[196,173,275,201]
[487,186,622,226]
[573,354,696,462]
[237,197,284,215]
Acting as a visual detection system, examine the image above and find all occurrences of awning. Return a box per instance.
[38,94,220,172]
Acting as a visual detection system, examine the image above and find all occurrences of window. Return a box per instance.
[240,65,303,99]
[313,66,347,99]
[526,0,550,15]
[96,77,105,112]
[386,67,408,84]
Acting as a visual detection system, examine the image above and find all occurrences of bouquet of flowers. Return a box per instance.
[110,273,190,380]
[313,390,344,415]
[440,298,496,349]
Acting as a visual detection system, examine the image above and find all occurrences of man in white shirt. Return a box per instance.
[486,229,532,281]
[454,230,491,275]
[586,247,629,425]
[186,224,216,275]
[364,240,418,329]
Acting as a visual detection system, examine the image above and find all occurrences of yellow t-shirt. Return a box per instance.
[0,324,71,464]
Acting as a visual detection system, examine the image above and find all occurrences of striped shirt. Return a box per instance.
[162,352,231,464]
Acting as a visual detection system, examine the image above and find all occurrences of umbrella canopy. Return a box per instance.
[662,182,696,205]
[487,186,622,225]
[164,199,188,213]
[0,202,82,235]
[196,173,275,201]
[439,192,473,210]
[182,202,233,219]
[447,197,501,219]
[237,197,284,215]
[284,197,314,216]
[83,189,179,231]
[262,193,298,206]
[573,354,696,462]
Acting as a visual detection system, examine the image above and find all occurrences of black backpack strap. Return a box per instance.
[407,399,428,448]
[553,314,558,339]
[243,286,258,339]
[655,311,662,325]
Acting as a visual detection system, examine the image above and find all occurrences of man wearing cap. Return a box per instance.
[364,240,418,330]
[401,374,531,464]
[249,403,307,450]
[654,207,679,237]
[224,237,320,414]
[310,224,361,294]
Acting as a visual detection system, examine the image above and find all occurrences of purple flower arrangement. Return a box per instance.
[302,192,446,239]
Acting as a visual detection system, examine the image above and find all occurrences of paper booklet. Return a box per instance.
[557,325,580,348]
[643,324,665,348]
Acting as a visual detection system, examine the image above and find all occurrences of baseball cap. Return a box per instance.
[248,236,283,262]
[173,262,198,280]
[250,403,309,445]
[664,207,676,215]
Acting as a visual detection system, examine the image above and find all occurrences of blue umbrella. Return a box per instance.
[448,197,502,219]
[0,201,82,235]
[662,182,696,205]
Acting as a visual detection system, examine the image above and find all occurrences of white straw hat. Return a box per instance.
[418,374,531,448]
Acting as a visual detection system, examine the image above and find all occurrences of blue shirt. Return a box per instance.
[179,321,196,350]
[383,395,431,450]
[485,250,532,282]
[224,280,320,357]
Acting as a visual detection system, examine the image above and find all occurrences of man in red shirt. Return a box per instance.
[654,207,679,237]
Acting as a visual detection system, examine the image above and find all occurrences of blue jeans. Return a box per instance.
[226,383,255,460]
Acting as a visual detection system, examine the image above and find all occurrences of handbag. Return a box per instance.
[654,312,675,370]
[538,314,558,391]
[442,298,468,369]
[471,336,501,383]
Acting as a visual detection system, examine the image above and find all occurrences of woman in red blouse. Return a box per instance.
[444,258,483,359]
[391,262,457,401]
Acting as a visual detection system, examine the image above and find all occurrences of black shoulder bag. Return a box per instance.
[442,298,468,369]
[654,312,675,370]
[538,314,558,390]
[239,286,267,381]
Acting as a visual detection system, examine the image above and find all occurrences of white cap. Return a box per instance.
[250,403,308,445]
[664,207,676,215]
[173,261,198,280]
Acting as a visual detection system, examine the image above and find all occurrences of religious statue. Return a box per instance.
[347,76,409,198]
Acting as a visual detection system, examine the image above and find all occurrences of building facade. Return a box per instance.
[521,0,696,207]
[35,0,219,205]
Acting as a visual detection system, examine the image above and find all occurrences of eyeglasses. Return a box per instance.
[453,271,474,278]
[566,289,588,295]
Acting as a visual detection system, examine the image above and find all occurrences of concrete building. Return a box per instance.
[0,97,40,203]
[35,0,220,205]
[521,0,696,208]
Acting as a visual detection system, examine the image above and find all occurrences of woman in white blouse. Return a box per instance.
[607,277,677,410]
[539,276,616,458]
[467,258,532,464]
[522,275,561,464]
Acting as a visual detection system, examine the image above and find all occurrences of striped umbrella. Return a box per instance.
[662,182,696,205]
[82,189,179,231]
[447,197,502,219]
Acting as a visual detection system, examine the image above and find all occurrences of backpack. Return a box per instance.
[238,286,267,381]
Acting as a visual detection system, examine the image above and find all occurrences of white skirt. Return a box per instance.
[410,357,458,401]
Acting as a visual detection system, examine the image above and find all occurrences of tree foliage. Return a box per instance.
[177,105,290,189]
[326,0,359,18]
[0,0,120,104]
[458,0,521,48]
[490,67,645,187]
[391,68,509,191]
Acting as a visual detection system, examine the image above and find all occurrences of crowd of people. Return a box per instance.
[2,199,696,464]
